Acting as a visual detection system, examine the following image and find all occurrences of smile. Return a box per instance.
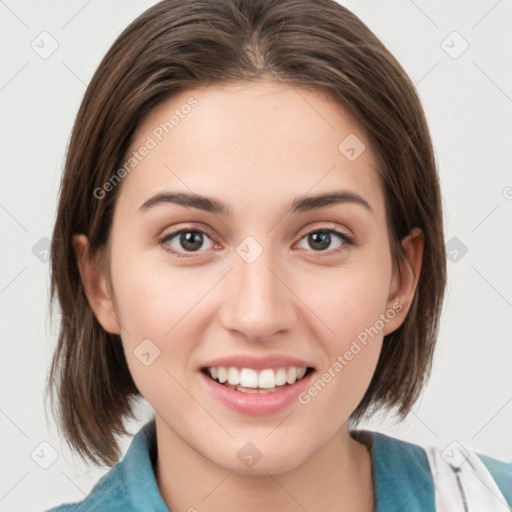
[202,366,312,393]
[200,365,316,414]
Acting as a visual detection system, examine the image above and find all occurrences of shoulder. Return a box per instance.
[360,430,436,511]
[476,451,512,505]
[355,429,512,510]
[42,419,165,512]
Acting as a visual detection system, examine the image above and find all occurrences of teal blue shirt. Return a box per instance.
[44,419,512,511]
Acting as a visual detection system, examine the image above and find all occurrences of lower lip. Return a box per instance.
[199,370,315,415]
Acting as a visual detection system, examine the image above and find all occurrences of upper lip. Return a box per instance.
[201,354,314,371]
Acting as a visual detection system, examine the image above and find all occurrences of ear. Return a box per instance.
[382,227,424,336]
[72,234,121,335]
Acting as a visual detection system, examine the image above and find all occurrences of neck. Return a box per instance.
[154,418,375,512]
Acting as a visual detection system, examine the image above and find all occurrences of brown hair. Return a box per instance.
[46,0,446,467]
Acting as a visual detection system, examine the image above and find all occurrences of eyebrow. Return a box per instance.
[138,190,373,216]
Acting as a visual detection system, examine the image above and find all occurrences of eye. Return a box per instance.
[159,228,216,258]
[296,228,353,254]
[159,225,354,259]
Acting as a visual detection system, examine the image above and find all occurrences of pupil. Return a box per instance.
[181,231,203,251]
[310,231,330,250]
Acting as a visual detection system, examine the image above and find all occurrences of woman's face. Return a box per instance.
[81,81,420,474]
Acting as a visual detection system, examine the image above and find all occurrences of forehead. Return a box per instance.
[116,80,384,218]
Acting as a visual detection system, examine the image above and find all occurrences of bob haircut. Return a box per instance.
[47,0,446,467]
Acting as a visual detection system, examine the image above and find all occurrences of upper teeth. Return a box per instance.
[207,366,308,388]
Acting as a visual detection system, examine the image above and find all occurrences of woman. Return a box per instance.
[44,0,512,510]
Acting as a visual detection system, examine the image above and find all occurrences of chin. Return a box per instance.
[209,441,311,476]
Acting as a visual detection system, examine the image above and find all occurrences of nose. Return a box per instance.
[218,245,297,342]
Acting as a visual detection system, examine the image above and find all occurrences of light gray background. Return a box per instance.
[1,1,511,510]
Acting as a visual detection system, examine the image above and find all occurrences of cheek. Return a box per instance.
[107,240,203,382]
[112,235,393,349]
[110,237,201,337]
[304,260,393,347]
[295,268,389,427]
[110,260,204,409]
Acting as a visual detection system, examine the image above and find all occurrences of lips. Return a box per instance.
[200,354,315,395]
[200,354,314,371]
[199,361,316,414]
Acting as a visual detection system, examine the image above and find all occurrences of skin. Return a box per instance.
[74,80,423,512]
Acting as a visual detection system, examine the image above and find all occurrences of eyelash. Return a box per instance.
[158,226,354,259]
